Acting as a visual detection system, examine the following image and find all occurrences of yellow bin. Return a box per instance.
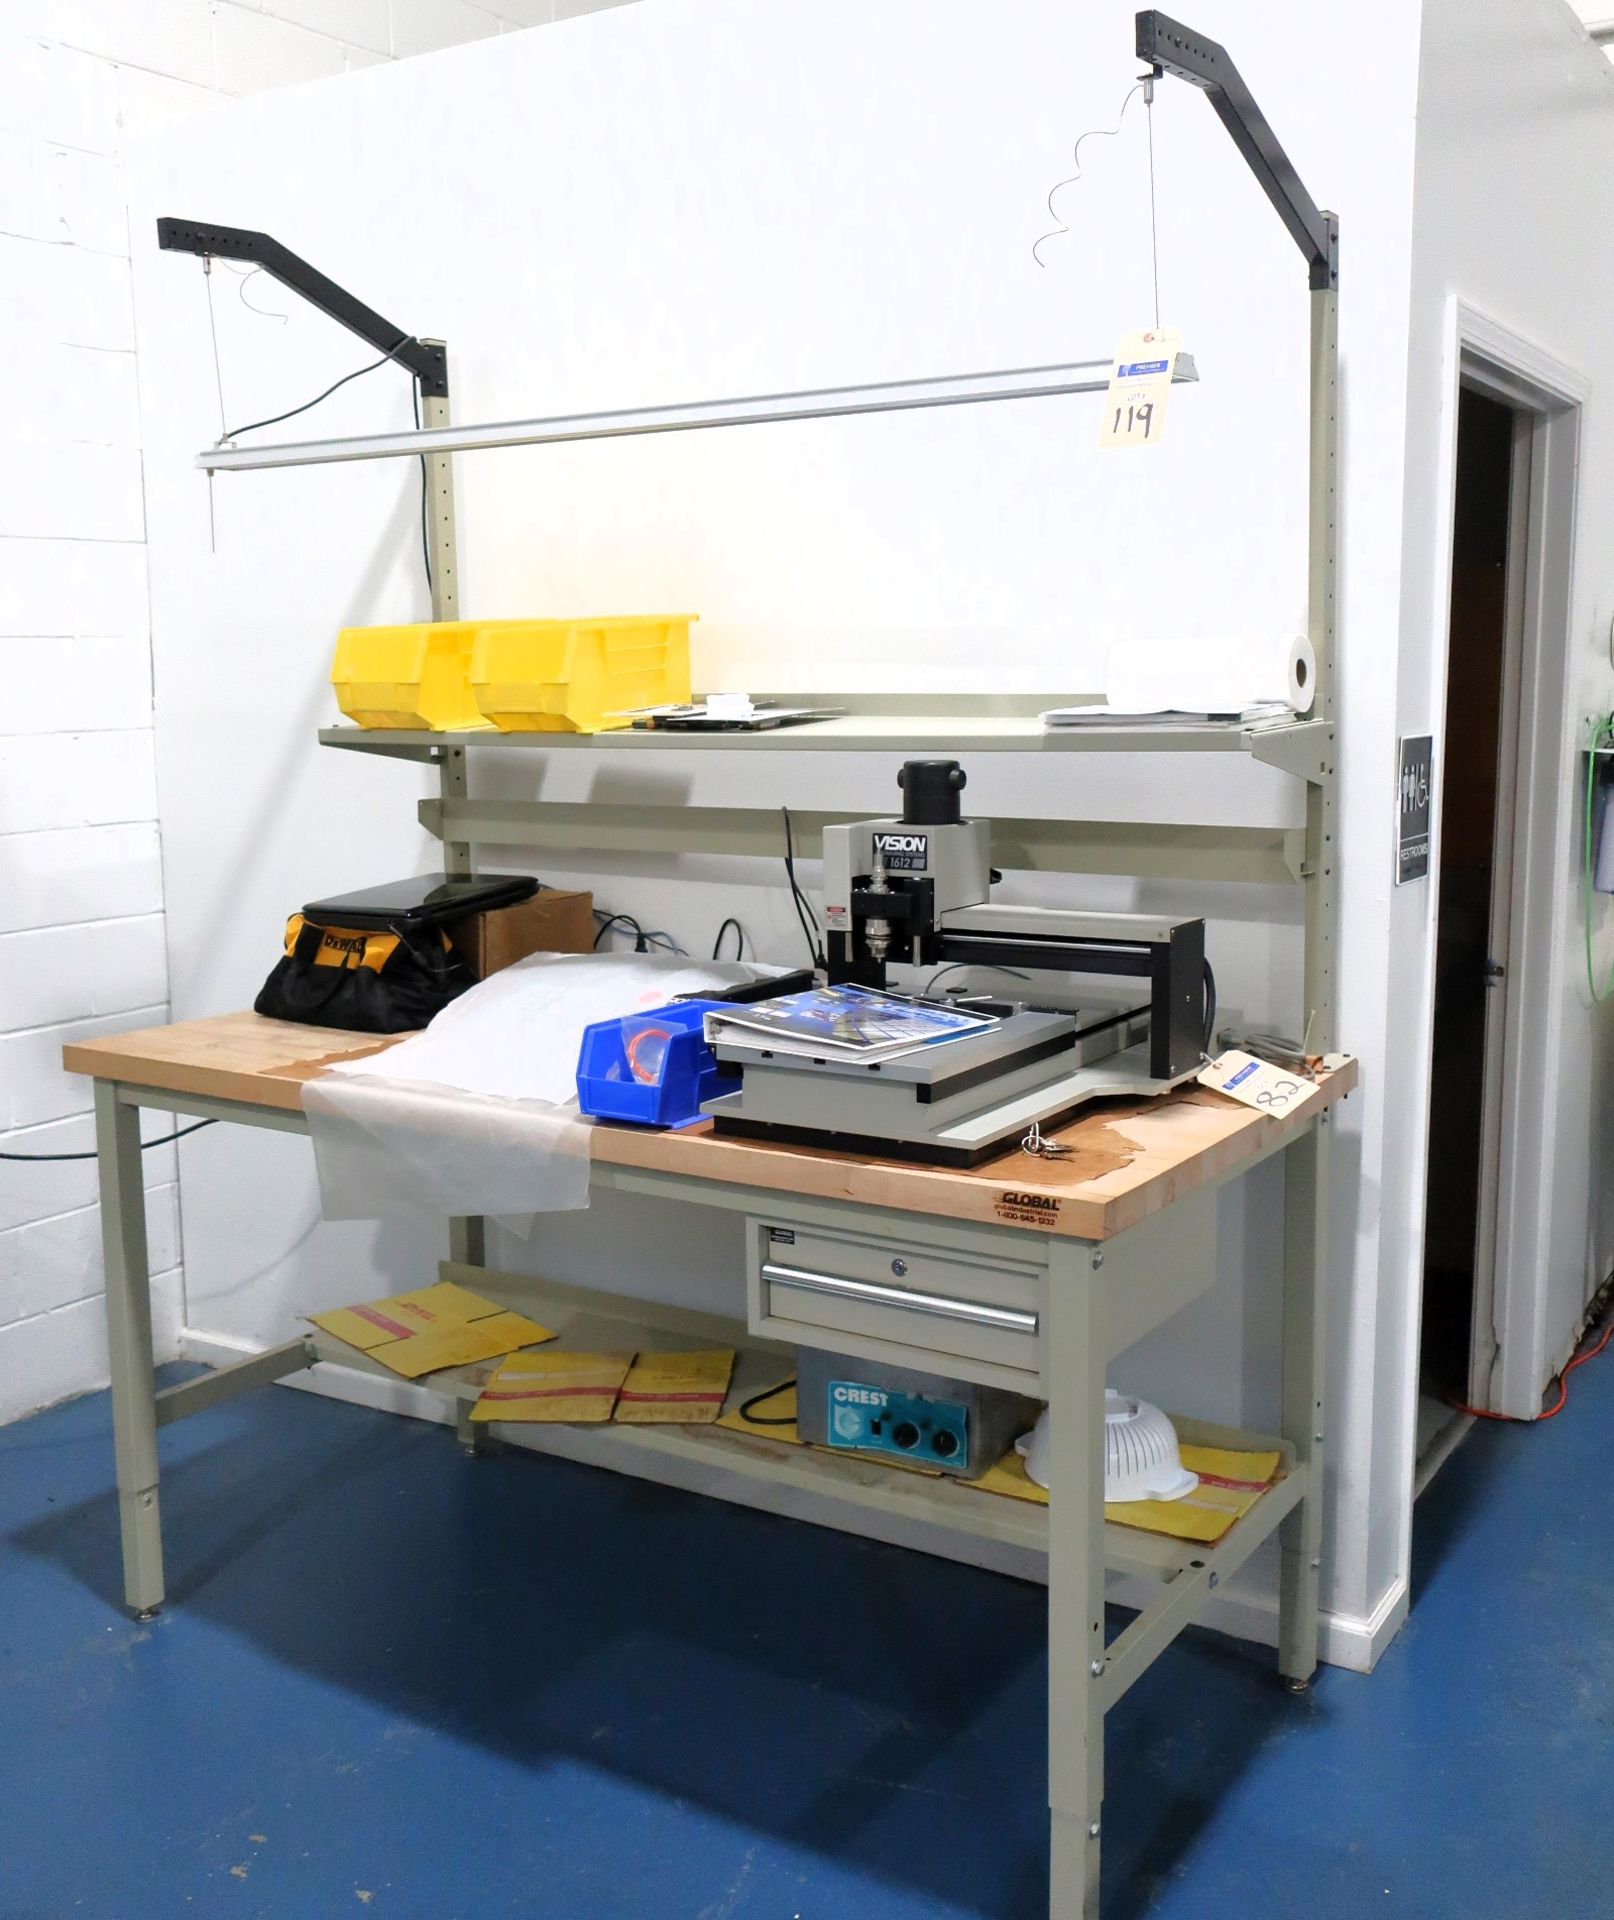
[471,615,694,733]
[331,620,503,731]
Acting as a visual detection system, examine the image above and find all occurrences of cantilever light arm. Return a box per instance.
[156,217,448,396]
[191,354,1200,473]
[1135,11,1338,290]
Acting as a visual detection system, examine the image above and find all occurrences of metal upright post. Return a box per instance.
[421,348,486,1275]
[1044,1238,1108,1919]
[421,358,469,877]
[96,1083,165,1617]
[1133,16,1341,1690]
[1278,231,1339,1693]
[1302,256,1339,1053]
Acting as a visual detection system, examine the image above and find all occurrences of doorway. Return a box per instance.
[1417,385,1528,1458]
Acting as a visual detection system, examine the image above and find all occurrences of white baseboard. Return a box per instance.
[177,1324,1406,1671]
[1106,1569,1405,1674]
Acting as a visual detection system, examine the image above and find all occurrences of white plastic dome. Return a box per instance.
[1101,1391,1197,1502]
[1015,1392,1198,1502]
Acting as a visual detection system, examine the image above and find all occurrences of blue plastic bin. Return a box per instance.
[575,998,728,1128]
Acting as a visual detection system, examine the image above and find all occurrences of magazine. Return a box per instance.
[703,985,998,1061]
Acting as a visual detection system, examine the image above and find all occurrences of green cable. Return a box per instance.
[1585,712,1614,1002]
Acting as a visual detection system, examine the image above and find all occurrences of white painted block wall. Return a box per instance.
[0,0,637,1426]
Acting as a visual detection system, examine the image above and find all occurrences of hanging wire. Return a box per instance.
[203,259,228,434]
[1032,80,1144,269]
[223,261,288,324]
[1144,74,1162,329]
[198,256,432,597]
[202,257,226,553]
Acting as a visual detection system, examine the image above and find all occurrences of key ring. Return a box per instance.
[1021,1119,1071,1159]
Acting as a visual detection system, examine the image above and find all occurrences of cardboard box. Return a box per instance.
[447,886,593,979]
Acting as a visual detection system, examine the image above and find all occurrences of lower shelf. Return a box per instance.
[300,1265,1301,1592]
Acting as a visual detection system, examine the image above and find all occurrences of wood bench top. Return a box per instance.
[64,1012,1355,1241]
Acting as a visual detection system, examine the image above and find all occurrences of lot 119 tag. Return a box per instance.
[1099,327,1180,450]
[1198,1049,1314,1116]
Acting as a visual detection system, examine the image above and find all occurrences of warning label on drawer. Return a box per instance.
[995,1190,1061,1226]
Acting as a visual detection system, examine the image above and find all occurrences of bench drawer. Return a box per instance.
[747,1219,1043,1385]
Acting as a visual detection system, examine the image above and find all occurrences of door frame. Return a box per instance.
[1422,301,1586,1419]
[1463,399,1531,1405]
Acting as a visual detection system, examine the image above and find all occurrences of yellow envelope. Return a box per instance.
[1102,1442,1282,1545]
[310,1281,554,1380]
[470,1349,634,1423]
[971,1439,1283,1546]
[969,1445,1048,1505]
[614,1350,735,1425]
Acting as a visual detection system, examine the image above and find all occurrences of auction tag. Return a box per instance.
[1098,327,1179,450]
[1198,1049,1314,1116]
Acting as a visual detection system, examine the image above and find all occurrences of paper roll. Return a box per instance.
[1103,634,1316,717]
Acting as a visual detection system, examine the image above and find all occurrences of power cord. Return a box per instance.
[208,297,432,598]
[781,807,826,969]
[411,376,432,595]
[736,1378,797,1426]
[1451,1300,1614,1424]
[220,328,418,441]
[592,910,685,956]
[0,1119,217,1164]
[712,917,746,961]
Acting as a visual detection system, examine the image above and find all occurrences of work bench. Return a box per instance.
[117,16,1352,1912]
[66,1010,1353,1920]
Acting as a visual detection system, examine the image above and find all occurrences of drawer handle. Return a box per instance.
[760,1262,1038,1336]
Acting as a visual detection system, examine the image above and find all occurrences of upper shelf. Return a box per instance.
[317,701,1334,780]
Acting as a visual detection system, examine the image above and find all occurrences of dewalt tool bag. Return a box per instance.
[254,914,472,1033]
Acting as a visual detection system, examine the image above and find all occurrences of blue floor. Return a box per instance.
[2,1360,1610,1920]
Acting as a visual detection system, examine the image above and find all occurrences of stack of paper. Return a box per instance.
[1041,702,1290,731]
[704,984,997,1062]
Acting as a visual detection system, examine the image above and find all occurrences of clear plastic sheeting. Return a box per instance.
[302,952,775,1221]
[302,1073,594,1221]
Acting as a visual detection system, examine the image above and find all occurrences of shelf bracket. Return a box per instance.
[1135,11,1339,290]
[157,218,448,395]
[1247,721,1335,784]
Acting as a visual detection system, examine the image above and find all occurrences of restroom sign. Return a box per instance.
[1397,735,1432,884]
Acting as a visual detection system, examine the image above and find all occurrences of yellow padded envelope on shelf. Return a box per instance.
[470,1350,634,1423]
[309,1281,554,1380]
[614,1350,735,1424]
[971,1440,1282,1546]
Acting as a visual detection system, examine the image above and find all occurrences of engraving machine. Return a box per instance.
[704,760,1211,1164]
